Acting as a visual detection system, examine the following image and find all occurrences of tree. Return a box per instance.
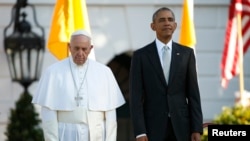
[5,91,44,141]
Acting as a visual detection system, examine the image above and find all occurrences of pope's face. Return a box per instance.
[69,35,93,65]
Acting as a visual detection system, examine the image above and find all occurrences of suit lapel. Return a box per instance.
[168,42,182,85]
[146,41,167,86]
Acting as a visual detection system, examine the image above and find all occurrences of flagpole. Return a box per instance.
[236,11,244,101]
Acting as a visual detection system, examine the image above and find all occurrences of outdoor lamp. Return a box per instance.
[3,0,45,92]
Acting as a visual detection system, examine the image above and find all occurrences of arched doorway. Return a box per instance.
[107,52,134,141]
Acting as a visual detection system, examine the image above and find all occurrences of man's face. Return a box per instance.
[151,10,177,41]
[69,35,93,65]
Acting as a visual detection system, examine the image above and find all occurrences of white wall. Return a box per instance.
[0,0,250,140]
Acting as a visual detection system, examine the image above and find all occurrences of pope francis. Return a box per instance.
[32,29,126,141]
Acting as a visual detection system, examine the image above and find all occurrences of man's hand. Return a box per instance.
[191,132,201,141]
[136,136,148,141]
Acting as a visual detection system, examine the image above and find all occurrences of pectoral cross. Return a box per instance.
[75,96,83,106]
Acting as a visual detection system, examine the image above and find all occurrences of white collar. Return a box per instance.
[69,56,88,69]
[155,38,172,53]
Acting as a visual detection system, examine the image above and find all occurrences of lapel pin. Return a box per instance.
[177,53,180,55]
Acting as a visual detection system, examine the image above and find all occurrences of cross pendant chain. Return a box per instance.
[75,96,83,106]
[69,59,89,106]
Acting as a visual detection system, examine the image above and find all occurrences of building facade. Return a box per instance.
[0,0,250,140]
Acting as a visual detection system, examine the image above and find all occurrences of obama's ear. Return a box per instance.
[151,23,156,31]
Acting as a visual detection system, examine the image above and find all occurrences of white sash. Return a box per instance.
[57,107,87,123]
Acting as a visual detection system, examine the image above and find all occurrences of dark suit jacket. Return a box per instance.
[129,40,203,141]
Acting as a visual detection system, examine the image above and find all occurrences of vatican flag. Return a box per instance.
[47,0,94,60]
[179,0,196,48]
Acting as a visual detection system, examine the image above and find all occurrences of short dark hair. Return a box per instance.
[152,7,175,22]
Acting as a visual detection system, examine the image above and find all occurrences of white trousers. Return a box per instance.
[41,107,117,141]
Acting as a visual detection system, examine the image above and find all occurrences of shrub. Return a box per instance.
[5,91,44,141]
[201,104,250,141]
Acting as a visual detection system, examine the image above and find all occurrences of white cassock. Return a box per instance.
[32,57,126,141]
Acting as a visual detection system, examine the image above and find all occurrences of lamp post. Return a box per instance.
[4,0,45,92]
[3,0,45,140]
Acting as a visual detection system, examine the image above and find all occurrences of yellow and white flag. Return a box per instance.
[47,0,94,60]
[179,0,196,48]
